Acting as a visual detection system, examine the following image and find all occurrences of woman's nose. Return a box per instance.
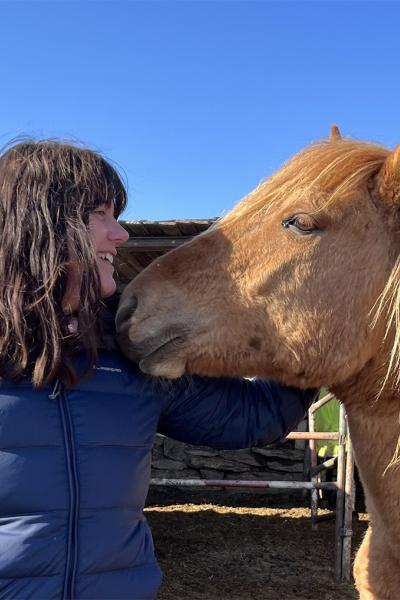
[111,219,129,244]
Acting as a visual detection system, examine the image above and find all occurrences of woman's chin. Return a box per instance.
[100,278,117,299]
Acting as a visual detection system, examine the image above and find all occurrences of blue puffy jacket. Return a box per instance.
[0,349,315,600]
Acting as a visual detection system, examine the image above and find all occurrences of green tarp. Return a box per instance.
[314,391,339,457]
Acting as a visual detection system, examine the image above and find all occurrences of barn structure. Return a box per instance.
[116,219,214,283]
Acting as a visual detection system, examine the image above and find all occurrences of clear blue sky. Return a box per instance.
[1,0,399,220]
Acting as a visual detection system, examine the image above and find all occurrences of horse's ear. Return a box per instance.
[373,145,400,207]
[330,125,342,142]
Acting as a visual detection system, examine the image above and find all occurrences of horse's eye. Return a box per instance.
[281,214,317,235]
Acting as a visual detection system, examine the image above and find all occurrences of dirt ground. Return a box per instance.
[145,490,368,600]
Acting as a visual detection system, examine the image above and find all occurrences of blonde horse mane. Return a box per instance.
[218,136,390,228]
[372,256,400,473]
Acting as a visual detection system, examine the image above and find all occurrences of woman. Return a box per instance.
[0,140,316,600]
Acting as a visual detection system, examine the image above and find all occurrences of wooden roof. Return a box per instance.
[116,219,216,284]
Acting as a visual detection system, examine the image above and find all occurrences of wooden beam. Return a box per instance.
[120,236,193,252]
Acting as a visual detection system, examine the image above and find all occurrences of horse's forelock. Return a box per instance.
[218,138,391,229]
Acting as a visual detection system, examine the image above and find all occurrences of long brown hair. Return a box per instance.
[0,139,127,387]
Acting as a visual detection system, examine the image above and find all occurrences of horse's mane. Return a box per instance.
[218,137,390,228]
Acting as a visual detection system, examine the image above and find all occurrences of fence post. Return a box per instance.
[342,437,355,580]
[334,404,347,580]
[308,404,319,528]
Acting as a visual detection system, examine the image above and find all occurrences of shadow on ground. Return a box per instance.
[146,491,368,600]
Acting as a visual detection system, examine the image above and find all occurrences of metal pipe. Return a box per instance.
[150,478,338,490]
[308,393,335,413]
[287,432,340,440]
[311,456,337,476]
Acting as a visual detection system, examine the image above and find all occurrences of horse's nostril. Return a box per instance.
[116,296,138,332]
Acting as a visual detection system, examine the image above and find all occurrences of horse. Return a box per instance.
[116,127,400,599]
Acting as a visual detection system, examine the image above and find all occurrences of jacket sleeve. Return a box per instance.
[158,375,318,449]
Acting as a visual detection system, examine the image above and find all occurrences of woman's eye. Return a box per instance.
[281,214,317,235]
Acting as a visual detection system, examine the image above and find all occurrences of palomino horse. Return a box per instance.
[117,128,400,599]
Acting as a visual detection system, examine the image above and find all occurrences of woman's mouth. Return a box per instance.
[97,252,114,265]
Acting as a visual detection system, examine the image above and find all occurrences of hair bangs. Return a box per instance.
[84,154,128,218]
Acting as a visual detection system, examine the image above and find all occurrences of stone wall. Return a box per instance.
[151,417,308,495]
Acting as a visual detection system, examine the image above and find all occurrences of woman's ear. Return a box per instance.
[371,145,400,208]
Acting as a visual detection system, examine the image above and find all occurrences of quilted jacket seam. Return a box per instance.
[82,562,160,576]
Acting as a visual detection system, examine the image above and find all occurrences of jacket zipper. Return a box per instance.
[50,380,79,600]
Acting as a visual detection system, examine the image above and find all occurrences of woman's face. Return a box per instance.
[89,205,129,298]
[62,205,129,313]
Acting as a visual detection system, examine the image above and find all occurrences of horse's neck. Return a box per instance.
[333,362,400,531]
